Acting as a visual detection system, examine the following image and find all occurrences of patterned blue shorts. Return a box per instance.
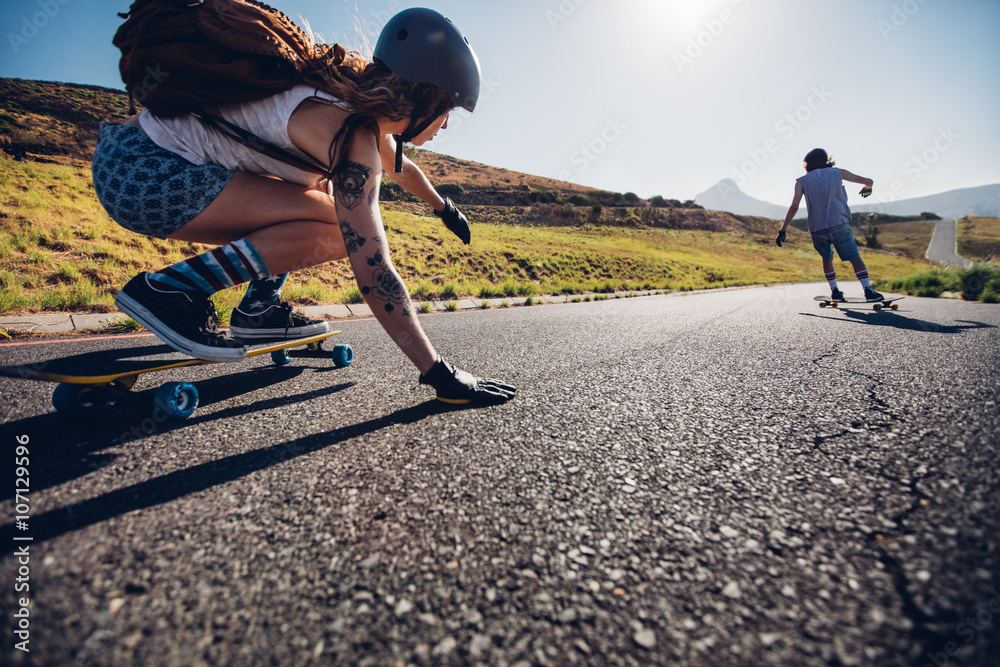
[811,223,860,262]
[91,123,235,238]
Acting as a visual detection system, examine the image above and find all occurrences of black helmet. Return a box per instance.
[373,8,481,113]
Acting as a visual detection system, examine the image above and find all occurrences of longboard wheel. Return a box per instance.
[873,303,882,311]
[52,383,100,413]
[819,302,827,308]
[271,349,293,366]
[890,303,899,310]
[831,302,839,308]
[153,382,199,420]
[331,344,354,368]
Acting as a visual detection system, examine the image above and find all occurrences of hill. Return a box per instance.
[696,178,1000,220]
[853,184,1000,219]
[0,77,694,211]
[0,78,934,317]
[694,179,788,220]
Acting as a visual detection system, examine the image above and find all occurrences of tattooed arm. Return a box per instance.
[331,135,516,404]
[378,134,446,212]
[333,139,438,374]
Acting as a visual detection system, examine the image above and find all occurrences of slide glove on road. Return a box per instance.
[775,230,787,247]
[420,357,516,405]
[435,197,471,244]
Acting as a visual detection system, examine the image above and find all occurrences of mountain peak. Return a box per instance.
[695,178,1000,220]
[695,180,787,220]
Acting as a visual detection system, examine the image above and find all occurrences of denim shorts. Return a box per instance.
[91,123,235,238]
[811,223,860,262]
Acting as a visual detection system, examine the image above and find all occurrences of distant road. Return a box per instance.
[925,218,972,267]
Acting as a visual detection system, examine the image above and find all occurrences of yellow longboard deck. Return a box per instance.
[0,331,342,385]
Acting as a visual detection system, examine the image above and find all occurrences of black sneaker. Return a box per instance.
[114,273,246,362]
[229,302,329,342]
[831,288,845,302]
[864,287,885,302]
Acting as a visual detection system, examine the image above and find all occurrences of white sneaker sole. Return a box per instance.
[229,320,329,341]
[115,292,247,362]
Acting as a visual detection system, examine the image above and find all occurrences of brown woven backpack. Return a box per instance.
[113,0,344,174]
[113,0,342,118]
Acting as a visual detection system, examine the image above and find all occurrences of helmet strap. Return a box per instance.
[392,102,453,172]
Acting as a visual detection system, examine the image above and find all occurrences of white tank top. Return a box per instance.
[139,85,340,187]
[797,167,851,233]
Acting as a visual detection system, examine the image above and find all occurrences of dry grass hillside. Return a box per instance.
[0,77,936,316]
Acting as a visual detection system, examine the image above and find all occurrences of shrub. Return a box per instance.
[528,188,561,204]
[958,263,1000,301]
[885,268,961,298]
[343,286,364,304]
[437,183,464,201]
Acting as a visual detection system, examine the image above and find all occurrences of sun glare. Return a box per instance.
[651,0,726,32]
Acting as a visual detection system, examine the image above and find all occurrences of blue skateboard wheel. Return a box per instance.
[52,383,98,413]
[153,382,199,420]
[271,349,293,366]
[332,344,354,368]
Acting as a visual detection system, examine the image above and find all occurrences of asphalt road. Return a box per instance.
[1,283,999,667]
[925,220,972,268]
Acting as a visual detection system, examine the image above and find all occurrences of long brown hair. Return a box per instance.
[302,44,454,176]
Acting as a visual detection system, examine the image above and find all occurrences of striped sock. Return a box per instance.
[239,273,289,313]
[856,270,871,289]
[825,271,838,290]
[147,239,269,297]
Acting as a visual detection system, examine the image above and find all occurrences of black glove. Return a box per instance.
[419,358,516,405]
[776,230,786,247]
[434,197,471,245]
[860,187,873,198]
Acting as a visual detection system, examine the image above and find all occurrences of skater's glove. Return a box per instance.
[434,197,471,245]
[775,230,787,247]
[860,187,873,198]
[420,357,516,405]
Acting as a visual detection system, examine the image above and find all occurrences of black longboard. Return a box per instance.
[814,296,904,311]
[0,331,353,420]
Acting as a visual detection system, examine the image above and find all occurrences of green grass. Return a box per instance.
[958,217,1000,261]
[1,157,940,315]
[880,263,1000,302]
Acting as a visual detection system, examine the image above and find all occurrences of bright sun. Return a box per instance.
[652,1,725,32]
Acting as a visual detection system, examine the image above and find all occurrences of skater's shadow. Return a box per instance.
[0,399,452,554]
[801,310,996,334]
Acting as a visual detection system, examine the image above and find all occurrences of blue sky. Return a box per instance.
[2,0,999,209]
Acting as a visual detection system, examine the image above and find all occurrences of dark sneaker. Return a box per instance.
[831,288,845,302]
[864,287,885,302]
[114,273,246,362]
[229,302,329,342]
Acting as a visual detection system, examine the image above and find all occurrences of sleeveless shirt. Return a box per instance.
[139,85,339,187]
[796,167,851,233]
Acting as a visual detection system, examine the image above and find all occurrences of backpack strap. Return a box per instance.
[192,111,332,178]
